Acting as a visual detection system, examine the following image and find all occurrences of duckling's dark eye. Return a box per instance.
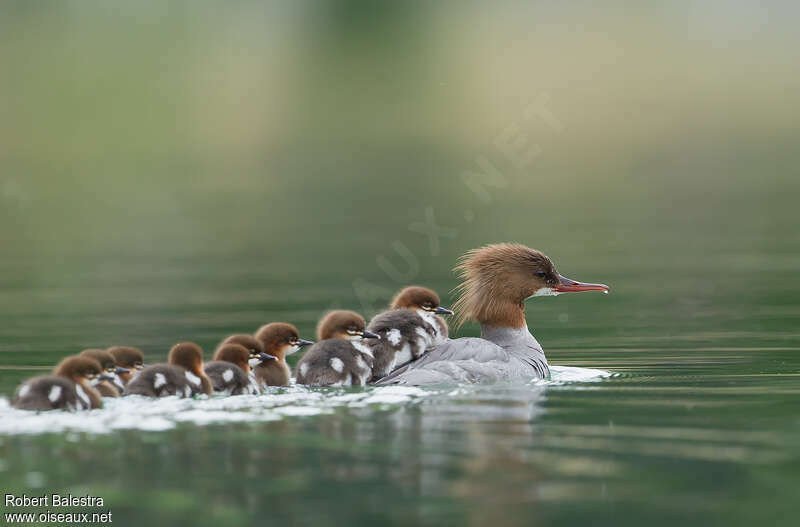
[422,302,433,309]
[535,271,547,278]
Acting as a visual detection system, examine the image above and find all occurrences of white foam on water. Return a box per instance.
[0,368,612,436]
[546,366,613,384]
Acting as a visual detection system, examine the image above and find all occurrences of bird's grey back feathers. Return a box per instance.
[374,325,548,386]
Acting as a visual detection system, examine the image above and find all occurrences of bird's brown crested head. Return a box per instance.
[452,243,609,329]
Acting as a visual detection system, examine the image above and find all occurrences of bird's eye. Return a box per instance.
[535,271,547,278]
[347,326,358,334]
[422,302,433,309]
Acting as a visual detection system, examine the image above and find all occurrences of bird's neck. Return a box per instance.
[473,296,527,329]
[480,322,543,356]
[270,348,287,364]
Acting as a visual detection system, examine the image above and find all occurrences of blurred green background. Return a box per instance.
[1,2,800,526]
[1,1,797,364]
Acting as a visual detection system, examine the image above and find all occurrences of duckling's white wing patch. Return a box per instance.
[183,385,192,398]
[18,384,30,398]
[153,373,167,390]
[185,371,201,386]
[354,356,370,385]
[415,326,432,346]
[386,329,402,346]
[299,363,309,378]
[351,341,374,359]
[222,369,234,383]
[395,342,413,367]
[48,385,62,403]
[329,358,345,373]
[75,384,90,407]
[355,355,369,373]
[247,371,261,394]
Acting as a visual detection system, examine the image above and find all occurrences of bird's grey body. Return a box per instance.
[204,361,256,395]
[366,308,447,380]
[12,376,82,411]
[374,324,549,386]
[295,339,373,387]
[125,364,195,397]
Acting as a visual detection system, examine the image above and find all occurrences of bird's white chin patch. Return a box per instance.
[285,345,301,356]
[248,358,261,368]
[532,288,560,297]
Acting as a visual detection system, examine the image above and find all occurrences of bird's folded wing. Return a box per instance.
[373,338,510,386]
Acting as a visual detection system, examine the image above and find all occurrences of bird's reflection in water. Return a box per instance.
[0,384,550,526]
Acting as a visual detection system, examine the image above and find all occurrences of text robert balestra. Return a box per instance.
[5,493,105,507]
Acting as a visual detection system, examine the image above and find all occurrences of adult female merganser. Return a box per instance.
[107,346,145,386]
[253,323,313,387]
[376,243,609,386]
[205,343,272,395]
[125,342,213,397]
[366,286,453,380]
[12,356,109,411]
[79,349,129,397]
[295,311,380,387]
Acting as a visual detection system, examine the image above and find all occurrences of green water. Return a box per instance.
[2,2,800,526]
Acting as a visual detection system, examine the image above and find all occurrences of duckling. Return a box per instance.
[218,334,278,390]
[204,344,272,395]
[125,342,213,397]
[79,348,130,397]
[12,356,109,411]
[107,346,145,386]
[253,323,313,387]
[295,311,379,387]
[366,286,453,380]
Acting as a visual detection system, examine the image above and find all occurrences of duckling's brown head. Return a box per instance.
[316,310,380,341]
[220,334,264,362]
[107,346,143,384]
[54,356,104,385]
[213,344,251,373]
[107,346,144,370]
[79,349,117,375]
[453,243,610,328]
[168,342,205,375]
[391,286,453,315]
[255,323,313,359]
